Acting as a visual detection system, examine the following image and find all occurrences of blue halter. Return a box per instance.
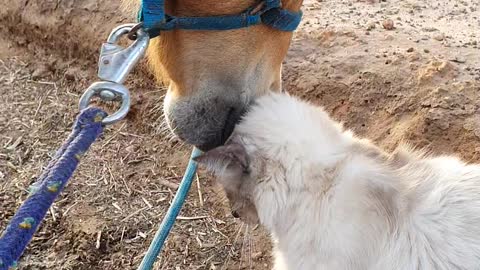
[138,0,302,38]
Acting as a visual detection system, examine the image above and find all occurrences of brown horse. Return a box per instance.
[124,0,303,150]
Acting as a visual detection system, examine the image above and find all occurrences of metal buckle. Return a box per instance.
[79,23,150,125]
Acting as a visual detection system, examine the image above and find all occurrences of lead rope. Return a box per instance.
[138,148,201,270]
[0,108,107,270]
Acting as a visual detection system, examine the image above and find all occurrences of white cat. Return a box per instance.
[195,92,480,270]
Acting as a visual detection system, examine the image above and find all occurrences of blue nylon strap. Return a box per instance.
[137,148,201,270]
[0,108,106,270]
[261,8,303,32]
[264,0,282,9]
[139,0,302,38]
[145,13,263,38]
[139,0,166,31]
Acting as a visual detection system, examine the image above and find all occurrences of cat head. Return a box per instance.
[195,93,349,226]
[195,139,260,225]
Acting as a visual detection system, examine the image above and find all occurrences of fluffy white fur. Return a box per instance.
[197,93,480,270]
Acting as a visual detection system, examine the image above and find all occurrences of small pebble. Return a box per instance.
[433,33,445,41]
[32,64,52,80]
[384,34,395,41]
[450,56,466,64]
[252,251,263,260]
[407,52,421,62]
[422,27,438,32]
[367,21,376,30]
[64,67,78,81]
[407,47,415,52]
[382,19,395,30]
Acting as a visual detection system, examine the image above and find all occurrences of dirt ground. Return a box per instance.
[0,0,479,269]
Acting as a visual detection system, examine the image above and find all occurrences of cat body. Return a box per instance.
[196,93,480,270]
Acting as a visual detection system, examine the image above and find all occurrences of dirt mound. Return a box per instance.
[286,0,479,160]
[0,0,479,269]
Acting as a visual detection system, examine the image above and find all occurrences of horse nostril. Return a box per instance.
[231,210,240,218]
[221,108,236,142]
[221,106,246,144]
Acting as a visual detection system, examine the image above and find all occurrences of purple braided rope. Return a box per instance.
[0,107,107,270]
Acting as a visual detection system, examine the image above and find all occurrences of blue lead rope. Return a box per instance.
[137,148,201,270]
[0,108,107,270]
[0,106,201,270]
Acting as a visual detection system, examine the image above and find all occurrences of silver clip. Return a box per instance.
[98,24,150,84]
[79,23,150,125]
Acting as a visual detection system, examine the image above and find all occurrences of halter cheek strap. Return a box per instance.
[138,0,302,38]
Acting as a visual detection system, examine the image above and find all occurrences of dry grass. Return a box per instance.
[0,56,271,270]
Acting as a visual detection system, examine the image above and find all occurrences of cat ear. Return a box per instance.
[194,142,249,175]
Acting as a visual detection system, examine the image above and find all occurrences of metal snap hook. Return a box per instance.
[107,23,138,44]
[78,23,150,125]
[78,82,131,125]
[127,22,145,41]
[99,24,150,84]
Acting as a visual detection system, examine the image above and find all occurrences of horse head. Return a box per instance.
[125,0,303,150]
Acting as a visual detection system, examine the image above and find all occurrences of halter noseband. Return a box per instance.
[138,0,303,38]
